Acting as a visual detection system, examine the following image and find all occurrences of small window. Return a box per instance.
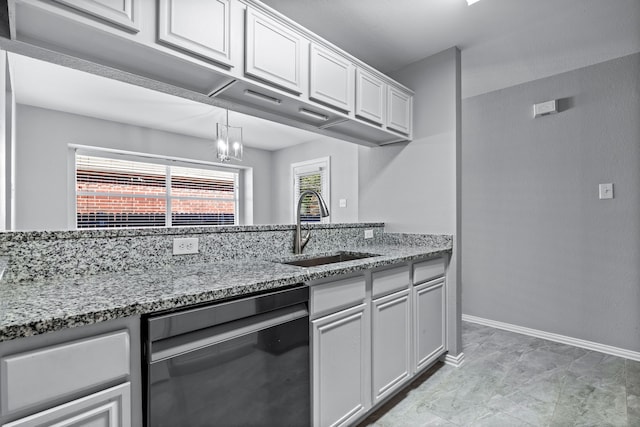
[292,157,330,223]
[75,154,239,228]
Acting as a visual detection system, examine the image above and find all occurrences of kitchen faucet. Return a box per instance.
[294,190,330,254]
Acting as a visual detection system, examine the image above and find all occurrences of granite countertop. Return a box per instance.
[0,242,451,342]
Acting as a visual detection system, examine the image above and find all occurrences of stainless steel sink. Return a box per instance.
[281,251,379,267]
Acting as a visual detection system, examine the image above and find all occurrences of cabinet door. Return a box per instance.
[387,86,413,135]
[245,7,305,94]
[309,44,354,112]
[52,0,140,32]
[158,0,232,67]
[355,68,385,125]
[2,383,131,427]
[414,278,446,373]
[371,289,410,404]
[312,304,368,427]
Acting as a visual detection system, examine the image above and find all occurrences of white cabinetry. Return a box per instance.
[355,68,386,125]
[412,257,447,373]
[52,0,140,32]
[387,85,413,136]
[309,44,354,113]
[158,0,232,67]
[370,265,411,404]
[1,331,129,415]
[413,278,445,372]
[2,383,131,427]
[312,304,368,427]
[245,6,306,94]
[371,289,410,404]
[311,275,369,427]
[0,317,140,426]
[13,0,414,145]
[311,256,447,426]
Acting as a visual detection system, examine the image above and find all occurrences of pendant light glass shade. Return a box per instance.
[216,110,243,162]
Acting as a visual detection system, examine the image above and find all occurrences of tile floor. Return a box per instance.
[359,321,640,426]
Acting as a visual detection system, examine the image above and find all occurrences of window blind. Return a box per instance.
[76,154,238,228]
[170,166,238,226]
[294,168,325,223]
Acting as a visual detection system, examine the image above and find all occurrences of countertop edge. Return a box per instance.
[0,245,451,342]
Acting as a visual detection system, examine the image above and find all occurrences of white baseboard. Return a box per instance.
[443,352,465,367]
[462,314,640,362]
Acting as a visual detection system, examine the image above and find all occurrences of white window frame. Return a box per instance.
[291,156,330,224]
[70,145,242,229]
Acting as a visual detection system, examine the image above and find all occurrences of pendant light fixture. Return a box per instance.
[216,109,243,162]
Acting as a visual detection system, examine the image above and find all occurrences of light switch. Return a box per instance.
[339,198,347,208]
[599,183,613,200]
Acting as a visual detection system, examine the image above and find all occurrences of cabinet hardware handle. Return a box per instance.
[244,89,282,105]
[299,108,329,121]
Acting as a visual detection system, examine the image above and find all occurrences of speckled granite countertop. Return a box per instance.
[0,243,451,342]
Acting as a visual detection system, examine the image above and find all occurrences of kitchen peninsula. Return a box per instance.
[0,224,453,426]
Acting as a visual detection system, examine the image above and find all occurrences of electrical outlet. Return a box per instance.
[364,229,374,239]
[173,237,199,255]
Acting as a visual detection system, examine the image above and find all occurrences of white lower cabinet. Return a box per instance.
[413,278,446,373]
[312,257,447,426]
[371,289,411,404]
[312,303,368,427]
[0,318,140,427]
[2,383,131,427]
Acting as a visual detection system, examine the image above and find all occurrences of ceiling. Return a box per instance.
[262,0,640,98]
[10,0,640,151]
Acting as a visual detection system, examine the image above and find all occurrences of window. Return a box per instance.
[75,153,239,228]
[292,157,330,223]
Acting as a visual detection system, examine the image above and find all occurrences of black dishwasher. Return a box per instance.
[143,285,310,427]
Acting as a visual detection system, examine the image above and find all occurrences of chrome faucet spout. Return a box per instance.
[294,190,329,254]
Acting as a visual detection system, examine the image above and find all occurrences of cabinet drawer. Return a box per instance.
[311,276,366,317]
[413,257,445,284]
[372,265,409,298]
[1,331,130,414]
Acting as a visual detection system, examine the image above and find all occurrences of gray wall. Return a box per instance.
[462,53,640,353]
[14,105,273,230]
[359,47,462,355]
[358,48,458,234]
[271,137,359,224]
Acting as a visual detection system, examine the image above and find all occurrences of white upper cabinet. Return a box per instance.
[309,43,354,113]
[52,0,140,32]
[158,0,232,67]
[245,6,306,94]
[387,85,413,136]
[13,0,413,144]
[355,68,386,125]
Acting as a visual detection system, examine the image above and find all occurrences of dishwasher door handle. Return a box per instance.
[150,303,308,363]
